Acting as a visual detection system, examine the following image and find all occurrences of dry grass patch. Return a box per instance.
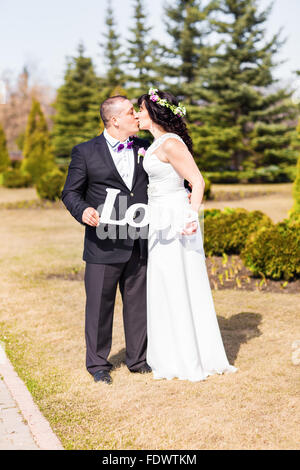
[212,183,293,194]
[0,186,38,203]
[206,183,293,223]
[0,194,299,450]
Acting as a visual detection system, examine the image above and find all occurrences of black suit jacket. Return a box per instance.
[61,133,150,264]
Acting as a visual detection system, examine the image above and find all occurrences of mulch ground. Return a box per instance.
[44,254,299,295]
[205,254,300,294]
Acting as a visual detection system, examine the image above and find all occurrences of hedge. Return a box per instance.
[36,168,66,201]
[241,220,300,280]
[203,208,273,255]
[2,168,32,188]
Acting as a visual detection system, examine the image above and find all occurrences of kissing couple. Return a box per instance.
[61,88,237,385]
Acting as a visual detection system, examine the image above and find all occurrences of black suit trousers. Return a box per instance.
[84,240,148,375]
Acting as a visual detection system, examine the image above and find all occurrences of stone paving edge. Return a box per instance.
[0,343,64,450]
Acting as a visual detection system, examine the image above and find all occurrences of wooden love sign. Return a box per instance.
[98,188,149,228]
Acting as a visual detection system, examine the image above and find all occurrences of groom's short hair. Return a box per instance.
[100,95,128,127]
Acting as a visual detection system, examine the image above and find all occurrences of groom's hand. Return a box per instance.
[82,207,100,226]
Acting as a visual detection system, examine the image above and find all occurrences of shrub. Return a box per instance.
[245,165,291,183]
[0,124,10,173]
[2,168,32,188]
[203,171,240,184]
[241,221,300,280]
[36,168,66,201]
[203,174,211,199]
[284,165,297,182]
[290,155,300,217]
[203,208,272,255]
[204,208,222,219]
[204,165,296,184]
[11,159,22,169]
[21,99,56,183]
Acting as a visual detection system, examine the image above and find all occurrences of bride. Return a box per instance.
[137,88,237,382]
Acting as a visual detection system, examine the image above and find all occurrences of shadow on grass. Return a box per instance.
[108,312,262,369]
[218,312,262,364]
[109,348,126,370]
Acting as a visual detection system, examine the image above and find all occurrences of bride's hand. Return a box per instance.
[187,183,192,204]
[181,220,198,236]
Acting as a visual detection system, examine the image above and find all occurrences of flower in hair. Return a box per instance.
[150,94,159,102]
[148,88,186,117]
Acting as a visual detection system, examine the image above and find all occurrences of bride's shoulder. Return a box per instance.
[161,133,186,150]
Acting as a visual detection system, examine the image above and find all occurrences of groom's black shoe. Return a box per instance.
[93,370,112,385]
[130,363,152,374]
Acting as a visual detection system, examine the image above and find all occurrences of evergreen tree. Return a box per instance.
[21,99,56,183]
[100,3,125,91]
[158,0,217,101]
[52,43,101,159]
[190,0,298,171]
[0,124,10,172]
[125,0,156,95]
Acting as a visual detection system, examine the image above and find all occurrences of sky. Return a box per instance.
[1,0,300,90]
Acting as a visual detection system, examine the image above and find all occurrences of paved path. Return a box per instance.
[0,377,39,449]
[0,343,63,450]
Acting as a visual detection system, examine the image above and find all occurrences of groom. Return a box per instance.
[61,96,151,385]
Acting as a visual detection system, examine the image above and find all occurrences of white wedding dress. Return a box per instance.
[143,132,237,382]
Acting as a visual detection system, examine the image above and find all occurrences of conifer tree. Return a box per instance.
[52,43,101,159]
[100,3,125,91]
[190,0,298,170]
[158,0,217,101]
[0,124,10,173]
[21,99,56,182]
[125,0,156,95]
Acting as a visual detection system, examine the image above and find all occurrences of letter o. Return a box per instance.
[125,204,149,228]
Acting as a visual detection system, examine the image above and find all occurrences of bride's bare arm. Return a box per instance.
[161,138,205,213]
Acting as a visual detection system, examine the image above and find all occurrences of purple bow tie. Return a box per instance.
[116,140,134,152]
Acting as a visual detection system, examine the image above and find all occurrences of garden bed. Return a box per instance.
[206,255,300,294]
[43,254,300,294]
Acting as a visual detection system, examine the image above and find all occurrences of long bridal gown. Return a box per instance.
[143,132,237,382]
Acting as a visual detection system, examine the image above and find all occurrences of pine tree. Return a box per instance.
[100,3,125,92]
[158,0,217,101]
[21,99,56,183]
[52,43,101,159]
[190,0,298,171]
[0,124,10,172]
[125,0,156,96]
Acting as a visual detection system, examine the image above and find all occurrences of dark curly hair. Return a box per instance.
[137,90,193,156]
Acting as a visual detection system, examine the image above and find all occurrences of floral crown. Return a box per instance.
[148,88,186,118]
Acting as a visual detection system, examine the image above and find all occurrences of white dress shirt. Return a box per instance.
[103,128,135,190]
